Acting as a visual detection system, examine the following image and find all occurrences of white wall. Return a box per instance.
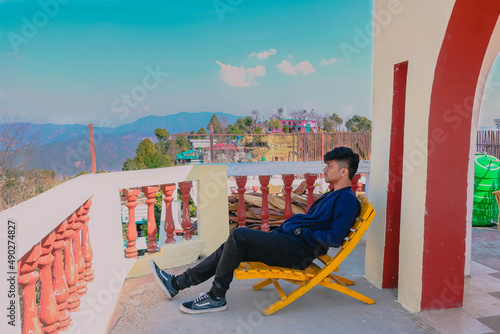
[367,0,455,312]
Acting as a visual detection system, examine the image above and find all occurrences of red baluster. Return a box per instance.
[65,214,80,312]
[305,174,317,212]
[351,174,361,193]
[18,244,42,334]
[283,174,294,219]
[124,189,140,258]
[161,184,176,244]
[74,207,87,296]
[38,233,59,334]
[179,181,193,240]
[53,221,71,331]
[236,176,247,228]
[81,198,94,281]
[259,175,271,232]
[142,186,159,253]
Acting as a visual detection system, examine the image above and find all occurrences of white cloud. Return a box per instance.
[276,60,315,75]
[215,61,266,87]
[320,58,342,66]
[248,48,277,59]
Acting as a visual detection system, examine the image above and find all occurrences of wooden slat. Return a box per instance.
[240,262,258,273]
[267,265,283,273]
[251,262,270,273]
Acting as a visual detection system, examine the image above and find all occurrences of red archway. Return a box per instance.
[422,0,500,310]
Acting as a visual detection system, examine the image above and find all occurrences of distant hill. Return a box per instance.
[111,112,239,136]
[12,112,240,176]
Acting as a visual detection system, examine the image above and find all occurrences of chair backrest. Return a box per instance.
[322,195,375,266]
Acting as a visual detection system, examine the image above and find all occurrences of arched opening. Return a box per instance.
[423,0,500,310]
[468,52,500,279]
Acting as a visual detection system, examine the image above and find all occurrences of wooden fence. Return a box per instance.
[296,132,371,161]
[477,130,500,159]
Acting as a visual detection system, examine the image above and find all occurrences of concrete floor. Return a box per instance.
[105,227,500,334]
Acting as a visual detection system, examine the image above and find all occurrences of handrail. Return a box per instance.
[224,160,370,176]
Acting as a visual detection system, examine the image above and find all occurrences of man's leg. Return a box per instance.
[209,228,315,298]
[174,243,225,290]
[179,228,315,314]
[150,242,226,298]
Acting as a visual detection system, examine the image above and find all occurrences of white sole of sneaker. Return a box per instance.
[149,260,173,300]
[179,303,228,314]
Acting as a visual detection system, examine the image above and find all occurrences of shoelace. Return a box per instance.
[194,292,210,304]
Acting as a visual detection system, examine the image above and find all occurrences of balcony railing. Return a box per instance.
[1,161,369,334]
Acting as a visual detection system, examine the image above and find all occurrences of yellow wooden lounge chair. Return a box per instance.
[234,195,376,315]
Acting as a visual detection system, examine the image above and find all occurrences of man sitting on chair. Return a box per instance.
[151,146,361,314]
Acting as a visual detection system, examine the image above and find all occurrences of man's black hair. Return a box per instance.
[323,146,360,180]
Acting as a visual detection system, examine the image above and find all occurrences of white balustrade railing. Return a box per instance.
[0,160,369,334]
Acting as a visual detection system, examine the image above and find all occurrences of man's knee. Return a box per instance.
[229,227,253,245]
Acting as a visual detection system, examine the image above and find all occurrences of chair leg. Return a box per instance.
[331,273,355,286]
[271,279,287,301]
[319,280,375,304]
[263,279,318,315]
[283,279,306,286]
[253,278,272,291]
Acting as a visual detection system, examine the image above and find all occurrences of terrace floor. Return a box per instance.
[105,227,500,334]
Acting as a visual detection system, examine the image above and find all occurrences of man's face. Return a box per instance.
[323,160,347,184]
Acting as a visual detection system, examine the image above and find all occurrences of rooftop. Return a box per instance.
[106,227,500,334]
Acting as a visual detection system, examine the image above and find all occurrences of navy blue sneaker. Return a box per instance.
[180,292,227,314]
[150,260,178,299]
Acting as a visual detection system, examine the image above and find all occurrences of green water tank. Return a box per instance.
[473,153,500,226]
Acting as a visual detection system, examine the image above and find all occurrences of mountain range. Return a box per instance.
[12,112,240,176]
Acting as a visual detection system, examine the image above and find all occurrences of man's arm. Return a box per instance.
[302,194,359,248]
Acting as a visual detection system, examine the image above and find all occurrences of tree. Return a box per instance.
[227,117,254,135]
[251,110,260,123]
[494,119,500,129]
[0,169,60,210]
[253,126,264,144]
[123,138,172,171]
[175,135,190,152]
[154,128,169,141]
[122,158,144,170]
[135,139,161,167]
[253,126,263,135]
[197,127,207,135]
[323,113,344,132]
[290,109,308,121]
[345,115,372,132]
[272,107,285,120]
[323,117,333,132]
[0,118,39,173]
[268,118,281,131]
[332,113,343,131]
[208,114,225,134]
[220,116,228,132]
[227,124,245,135]
[283,124,290,133]
[154,128,170,155]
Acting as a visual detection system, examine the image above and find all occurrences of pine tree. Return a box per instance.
[208,114,225,134]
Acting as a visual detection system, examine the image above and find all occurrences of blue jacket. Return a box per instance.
[275,186,360,250]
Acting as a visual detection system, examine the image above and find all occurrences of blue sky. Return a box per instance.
[0,0,498,129]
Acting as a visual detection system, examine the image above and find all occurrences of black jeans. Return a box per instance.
[175,228,316,297]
